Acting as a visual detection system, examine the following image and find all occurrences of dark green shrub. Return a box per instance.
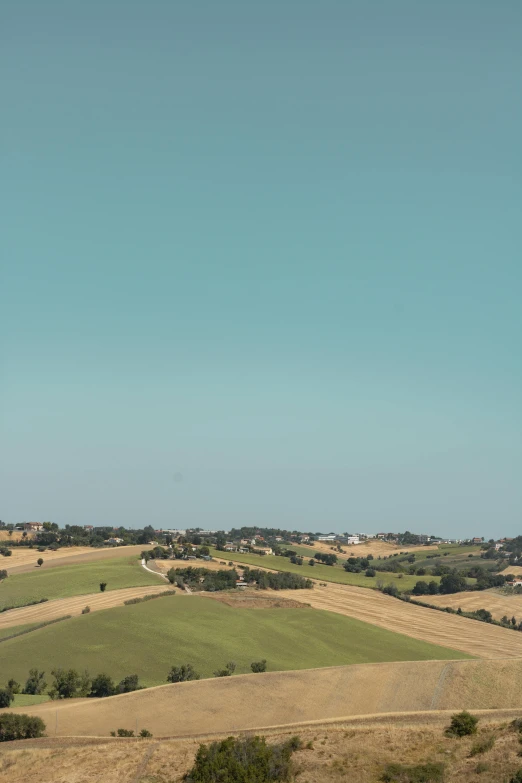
[99,582,107,592]
[509,770,522,783]
[250,660,267,673]
[381,762,445,782]
[214,662,236,677]
[0,689,14,708]
[446,710,478,737]
[365,568,376,577]
[183,735,300,782]
[0,569,7,580]
[6,679,20,695]
[117,674,141,693]
[167,664,200,683]
[82,606,91,614]
[0,713,46,741]
[90,673,116,698]
[139,728,153,737]
[22,669,47,695]
[116,728,134,737]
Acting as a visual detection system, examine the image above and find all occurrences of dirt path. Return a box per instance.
[0,585,176,630]
[274,582,522,659]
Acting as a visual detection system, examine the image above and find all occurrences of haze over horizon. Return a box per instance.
[2,1,521,539]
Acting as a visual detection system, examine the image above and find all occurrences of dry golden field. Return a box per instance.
[2,712,522,783]
[274,582,522,658]
[298,539,440,557]
[6,658,522,739]
[427,589,522,622]
[0,585,176,630]
[501,565,522,576]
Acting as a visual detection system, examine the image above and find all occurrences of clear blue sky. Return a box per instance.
[1,1,521,538]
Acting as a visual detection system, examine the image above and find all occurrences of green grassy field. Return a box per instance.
[0,556,161,611]
[210,548,442,592]
[0,622,41,641]
[0,595,470,688]
[10,694,50,708]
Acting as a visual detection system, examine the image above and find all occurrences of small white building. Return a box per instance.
[317,534,336,542]
[346,535,360,545]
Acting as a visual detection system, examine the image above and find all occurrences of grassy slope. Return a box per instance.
[0,595,469,687]
[0,556,161,611]
[211,548,442,591]
[0,621,42,640]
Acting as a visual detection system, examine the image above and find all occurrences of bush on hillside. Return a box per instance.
[0,689,14,709]
[117,674,141,693]
[183,735,300,782]
[49,668,91,699]
[99,582,107,592]
[445,711,478,737]
[0,713,46,742]
[510,772,522,783]
[167,664,200,683]
[214,661,236,677]
[0,569,7,580]
[82,605,91,614]
[6,679,20,695]
[251,659,267,673]
[381,762,445,782]
[22,669,47,695]
[89,673,116,698]
[469,735,495,756]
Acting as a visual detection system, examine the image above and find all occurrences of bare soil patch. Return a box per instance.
[202,590,310,609]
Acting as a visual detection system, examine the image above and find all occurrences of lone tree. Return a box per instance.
[37,558,44,567]
[446,711,478,737]
[167,568,177,585]
[99,582,107,592]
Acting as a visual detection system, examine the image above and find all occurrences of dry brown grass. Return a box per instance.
[2,710,522,783]
[300,539,440,557]
[4,545,145,575]
[501,565,522,576]
[6,658,522,739]
[0,531,29,543]
[273,581,522,659]
[427,589,522,622]
[0,585,176,630]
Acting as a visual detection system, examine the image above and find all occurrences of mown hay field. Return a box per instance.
[0,595,469,688]
[0,556,162,611]
[427,589,522,622]
[0,585,175,630]
[274,582,522,658]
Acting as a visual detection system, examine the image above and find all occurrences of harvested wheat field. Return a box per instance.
[501,565,522,576]
[427,589,522,622]
[298,539,440,557]
[3,545,145,574]
[5,658,522,741]
[3,711,522,783]
[0,585,176,630]
[273,582,522,658]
